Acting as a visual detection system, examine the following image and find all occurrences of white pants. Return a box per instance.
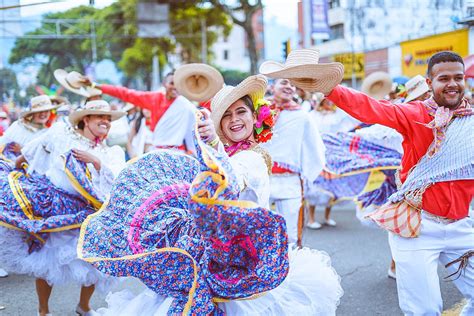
[389,213,474,316]
[271,197,302,243]
[269,175,302,244]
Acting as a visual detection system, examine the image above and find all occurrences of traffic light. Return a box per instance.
[282,39,291,59]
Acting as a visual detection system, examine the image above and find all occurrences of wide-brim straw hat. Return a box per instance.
[49,95,70,106]
[122,103,136,113]
[21,95,59,118]
[175,63,224,102]
[405,75,430,102]
[211,75,267,142]
[361,72,393,100]
[259,49,344,93]
[54,69,102,98]
[69,100,126,127]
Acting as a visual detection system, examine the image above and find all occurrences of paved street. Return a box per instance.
[0,204,465,315]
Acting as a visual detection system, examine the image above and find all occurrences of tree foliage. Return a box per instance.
[209,0,263,74]
[8,0,232,89]
[0,68,19,100]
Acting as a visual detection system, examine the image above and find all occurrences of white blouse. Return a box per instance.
[22,124,126,199]
[217,143,271,209]
[0,119,48,147]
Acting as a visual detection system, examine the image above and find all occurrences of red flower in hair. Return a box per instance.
[263,115,274,127]
[257,129,273,143]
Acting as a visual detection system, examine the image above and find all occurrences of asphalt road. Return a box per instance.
[0,203,465,315]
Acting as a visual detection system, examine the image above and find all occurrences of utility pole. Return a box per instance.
[201,18,207,63]
[151,47,160,91]
[350,0,356,88]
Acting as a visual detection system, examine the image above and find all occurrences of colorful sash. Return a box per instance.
[367,115,474,237]
[78,129,289,315]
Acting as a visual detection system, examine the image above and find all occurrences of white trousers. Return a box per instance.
[271,197,302,244]
[389,213,474,316]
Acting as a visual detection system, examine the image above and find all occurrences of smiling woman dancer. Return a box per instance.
[0,95,59,163]
[78,74,342,315]
[0,100,126,316]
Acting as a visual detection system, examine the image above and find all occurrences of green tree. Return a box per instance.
[9,1,232,89]
[9,5,98,87]
[209,0,263,74]
[0,68,19,100]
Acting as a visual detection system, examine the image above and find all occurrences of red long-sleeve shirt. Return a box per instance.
[101,84,175,131]
[327,85,473,219]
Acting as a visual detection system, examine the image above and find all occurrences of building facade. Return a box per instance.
[298,0,471,87]
[212,9,265,73]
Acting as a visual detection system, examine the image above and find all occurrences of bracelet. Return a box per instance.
[207,137,219,147]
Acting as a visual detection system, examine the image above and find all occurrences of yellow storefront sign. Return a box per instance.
[331,53,365,80]
[401,29,468,77]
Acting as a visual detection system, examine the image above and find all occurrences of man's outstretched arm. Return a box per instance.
[326,85,412,135]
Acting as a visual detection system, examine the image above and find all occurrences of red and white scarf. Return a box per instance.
[423,98,473,157]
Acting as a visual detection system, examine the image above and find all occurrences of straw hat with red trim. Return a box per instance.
[54,69,102,98]
[69,100,126,127]
[404,75,430,102]
[259,49,344,94]
[210,75,267,141]
[21,95,59,118]
[361,72,392,100]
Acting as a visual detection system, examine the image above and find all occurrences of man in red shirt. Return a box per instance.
[83,72,197,153]
[325,52,473,315]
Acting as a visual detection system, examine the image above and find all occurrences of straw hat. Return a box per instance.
[54,69,102,98]
[122,103,136,113]
[21,95,59,118]
[69,100,126,127]
[361,72,392,100]
[49,95,69,106]
[404,75,430,102]
[175,63,224,102]
[259,49,344,93]
[210,75,267,141]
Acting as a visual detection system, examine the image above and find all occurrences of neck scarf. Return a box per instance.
[423,98,473,157]
[270,100,302,123]
[224,140,253,157]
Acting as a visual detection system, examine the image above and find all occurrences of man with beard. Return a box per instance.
[261,78,326,243]
[324,51,473,315]
[82,72,196,154]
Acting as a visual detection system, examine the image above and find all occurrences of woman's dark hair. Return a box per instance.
[134,110,145,134]
[240,95,255,113]
[77,115,89,130]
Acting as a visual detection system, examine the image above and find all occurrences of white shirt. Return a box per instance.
[217,143,271,208]
[22,124,126,199]
[0,119,48,147]
[151,96,197,154]
[261,110,326,184]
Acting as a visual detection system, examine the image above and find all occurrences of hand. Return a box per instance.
[10,142,22,154]
[197,109,218,144]
[78,76,94,88]
[72,149,101,171]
